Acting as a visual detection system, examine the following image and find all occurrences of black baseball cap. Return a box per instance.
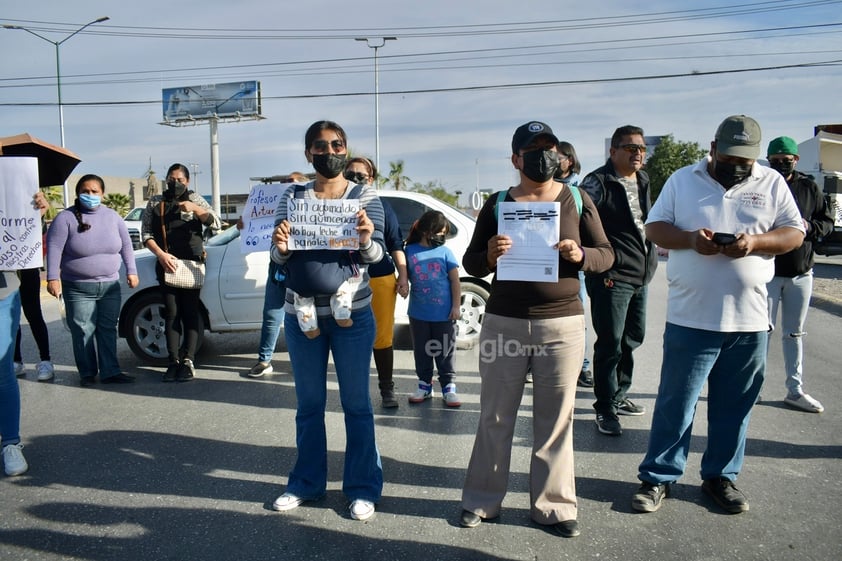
[511,121,559,154]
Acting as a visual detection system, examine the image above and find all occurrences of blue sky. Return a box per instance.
[2,0,840,201]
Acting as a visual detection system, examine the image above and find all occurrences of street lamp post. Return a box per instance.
[4,16,110,206]
[355,37,396,175]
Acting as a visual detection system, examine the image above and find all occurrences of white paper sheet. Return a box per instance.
[0,157,43,270]
[239,183,289,254]
[495,201,559,282]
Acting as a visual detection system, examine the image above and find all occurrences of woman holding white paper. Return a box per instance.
[459,121,614,538]
[268,120,386,522]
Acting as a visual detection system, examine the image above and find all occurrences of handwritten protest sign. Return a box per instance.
[287,196,360,250]
[0,157,43,270]
[240,183,288,254]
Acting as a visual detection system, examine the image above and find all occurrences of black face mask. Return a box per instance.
[769,159,796,178]
[521,149,560,183]
[167,179,188,198]
[312,153,347,179]
[714,160,752,188]
[430,234,446,247]
[344,171,368,184]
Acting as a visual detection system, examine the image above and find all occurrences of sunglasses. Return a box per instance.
[619,144,647,154]
[311,139,346,153]
[344,171,370,183]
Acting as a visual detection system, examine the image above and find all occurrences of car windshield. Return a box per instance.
[124,208,144,221]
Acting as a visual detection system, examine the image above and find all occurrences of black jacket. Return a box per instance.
[774,171,834,277]
[580,160,657,286]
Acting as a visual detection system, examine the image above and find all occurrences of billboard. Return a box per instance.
[162,81,261,121]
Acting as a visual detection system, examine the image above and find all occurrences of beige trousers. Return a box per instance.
[461,313,584,524]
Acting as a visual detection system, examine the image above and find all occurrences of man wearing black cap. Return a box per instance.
[459,121,614,537]
[632,115,805,515]
[580,125,657,436]
[766,136,833,413]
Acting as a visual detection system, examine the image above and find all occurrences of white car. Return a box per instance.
[123,206,145,250]
[118,190,491,362]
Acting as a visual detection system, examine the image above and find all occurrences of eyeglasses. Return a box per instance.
[344,171,370,183]
[311,139,346,153]
[618,144,647,154]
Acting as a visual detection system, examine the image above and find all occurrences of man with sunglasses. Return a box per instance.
[580,125,658,437]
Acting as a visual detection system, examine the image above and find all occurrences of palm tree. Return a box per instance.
[42,187,63,221]
[103,193,132,216]
[387,160,412,191]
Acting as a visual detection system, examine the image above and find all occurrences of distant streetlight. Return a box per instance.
[355,37,396,174]
[187,162,201,195]
[4,16,110,206]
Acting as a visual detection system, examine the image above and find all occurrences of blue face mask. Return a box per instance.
[78,194,101,209]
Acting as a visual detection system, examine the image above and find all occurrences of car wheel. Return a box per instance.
[124,291,205,363]
[456,280,489,349]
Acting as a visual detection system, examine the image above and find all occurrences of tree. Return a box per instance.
[410,180,459,207]
[645,135,708,201]
[103,193,132,216]
[387,160,412,191]
[42,186,63,221]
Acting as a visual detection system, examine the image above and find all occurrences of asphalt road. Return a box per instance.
[2,260,841,561]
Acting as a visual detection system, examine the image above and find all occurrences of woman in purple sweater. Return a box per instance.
[46,175,139,386]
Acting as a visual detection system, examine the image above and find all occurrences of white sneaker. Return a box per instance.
[272,492,303,511]
[349,499,375,521]
[36,361,55,382]
[784,393,824,413]
[442,383,462,408]
[408,382,433,403]
[3,443,28,476]
[14,362,25,378]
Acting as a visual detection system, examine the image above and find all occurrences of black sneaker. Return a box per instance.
[702,478,749,514]
[632,481,671,512]
[577,369,594,387]
[162,362,179,383]
[551,519,580,538]
[175,359,195,382]
[381,390,399,409]
[595,413,622,436]
[617,398,646,416]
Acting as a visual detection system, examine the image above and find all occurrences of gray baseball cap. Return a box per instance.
[715,115,762,159]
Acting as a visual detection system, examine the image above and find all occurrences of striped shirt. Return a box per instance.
[270,181,385,317]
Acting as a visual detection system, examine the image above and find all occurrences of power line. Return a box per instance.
[1,57,838,108]
[2,0,839,40]
[2,21,840,88]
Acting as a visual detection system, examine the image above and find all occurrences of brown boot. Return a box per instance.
[373,347,398,408]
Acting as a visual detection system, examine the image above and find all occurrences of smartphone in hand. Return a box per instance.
[712,232,737,245]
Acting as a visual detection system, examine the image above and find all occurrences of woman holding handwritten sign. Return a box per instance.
[269,121,386,522]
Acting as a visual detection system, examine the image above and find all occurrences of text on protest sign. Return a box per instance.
[287,197,360,250]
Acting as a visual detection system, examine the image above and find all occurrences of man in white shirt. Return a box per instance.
[631,115,804,515]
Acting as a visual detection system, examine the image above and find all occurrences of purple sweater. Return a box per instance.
[47,205,138,282]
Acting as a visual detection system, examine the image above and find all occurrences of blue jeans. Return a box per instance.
[585,277,647,414]
[0,291,22,447]
[638,323,766,484]
[258,277,286,363]
[63,280,122,379]
[767,272,813,397]
[283,307,382,503]
[578,271,590,371]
